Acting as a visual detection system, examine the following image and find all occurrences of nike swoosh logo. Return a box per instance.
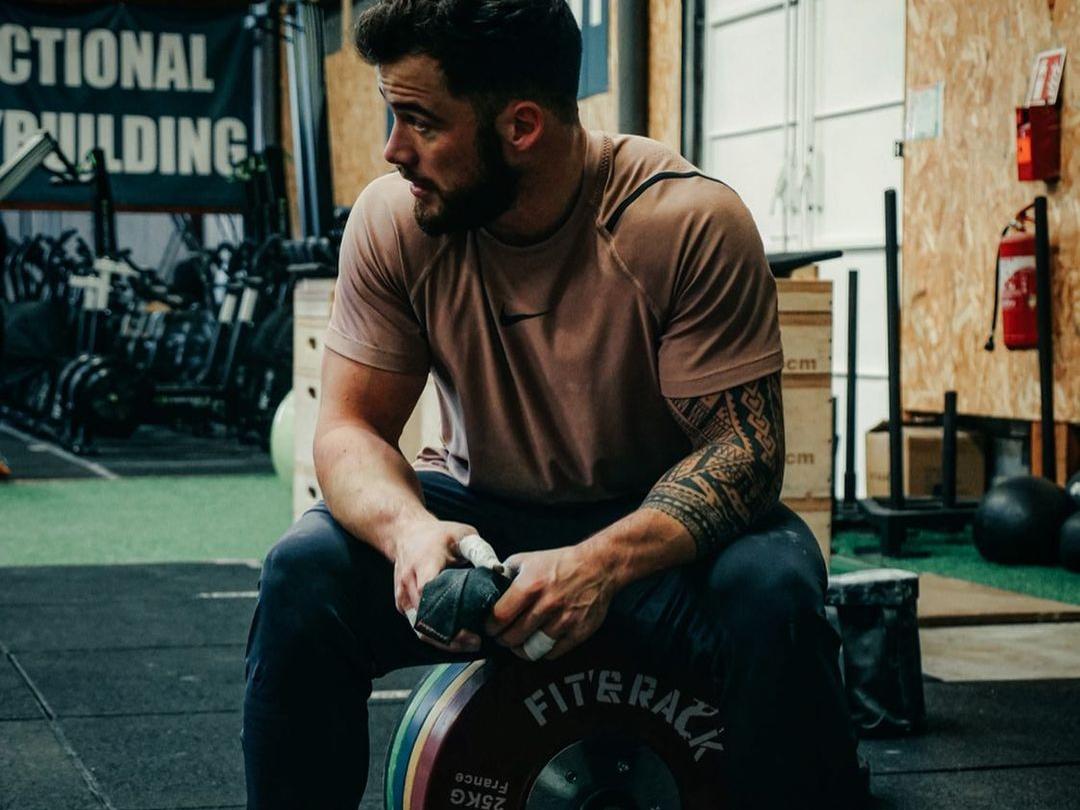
[498,306,551,327]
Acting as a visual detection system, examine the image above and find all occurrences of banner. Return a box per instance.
[0,2,255,210]
[569,0,608,99]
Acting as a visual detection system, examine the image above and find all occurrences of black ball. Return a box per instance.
[1066,471,1080,510]
[973,475,1071,565]
[1060,513,1080,573]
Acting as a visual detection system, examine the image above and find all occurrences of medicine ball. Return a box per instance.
[973,475,1071,565]
[270,389,294,486]
[1060,513,1080,573]
[1066,471,1080,510]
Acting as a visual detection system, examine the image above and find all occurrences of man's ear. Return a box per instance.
[497,101,545,154]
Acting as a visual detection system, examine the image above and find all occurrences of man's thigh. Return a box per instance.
[600,504,828,687]
[275,474,639,676]
[417,471,641,556]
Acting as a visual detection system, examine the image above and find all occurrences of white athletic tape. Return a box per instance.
[405,608,417,628]
[457,534,505,574]
[523,630,556,661]
[449,534,554,658]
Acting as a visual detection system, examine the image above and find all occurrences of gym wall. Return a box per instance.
[277,0,684,224]
[648,0,683,152]
[902,0,1079,422]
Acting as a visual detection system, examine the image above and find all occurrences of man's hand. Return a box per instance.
[484,545,616,661]
[394,520,483,653]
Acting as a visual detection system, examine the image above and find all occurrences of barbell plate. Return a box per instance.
[403,660,485,809]
[409,659,494,808]
[385,664,461,810]
[391,645,729,808]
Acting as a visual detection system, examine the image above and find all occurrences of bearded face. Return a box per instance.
[406,116,521,236]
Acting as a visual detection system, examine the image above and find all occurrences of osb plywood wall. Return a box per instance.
[325,2,387,207]
[648,0,682,150]
[903,0,1080,422]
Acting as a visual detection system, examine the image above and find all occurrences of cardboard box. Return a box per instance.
[865,423,985,498]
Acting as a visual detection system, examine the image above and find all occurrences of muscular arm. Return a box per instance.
[581,371,785,588]
[643,370,786,557]
[490,371,786,657]
[316,349,481,652]
[313,348,434,561]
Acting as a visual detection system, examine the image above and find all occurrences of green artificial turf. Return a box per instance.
[0,475,293,566]
[832,527,1080,606]
[3,475,1079,609]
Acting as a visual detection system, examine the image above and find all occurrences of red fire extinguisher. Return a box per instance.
[985,203,1038,351]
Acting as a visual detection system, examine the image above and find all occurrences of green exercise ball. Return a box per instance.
[270,389,295,485]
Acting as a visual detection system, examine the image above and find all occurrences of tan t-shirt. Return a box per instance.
[327,131,782,503]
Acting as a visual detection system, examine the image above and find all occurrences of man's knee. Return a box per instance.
[704,507,827,638]
[254,503,396,658]
[260,505,352,609]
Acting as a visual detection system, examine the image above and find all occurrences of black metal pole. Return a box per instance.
[942,390,957,507]
[90,147,116,258]
[616,0,648,136]
[830,394,838,510]
[263,145,289,238]
[257,3,281,150]
[844,268,859,505]
[285,1,334,238]
[1034,196,1055,480]
[884,189,904,508]
[680,0,704,164]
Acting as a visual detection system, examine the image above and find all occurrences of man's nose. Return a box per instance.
[383,119,416,168]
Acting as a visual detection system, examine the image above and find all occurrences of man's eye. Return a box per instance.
[412,120,431,134]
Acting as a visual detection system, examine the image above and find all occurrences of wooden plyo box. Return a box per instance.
[290,278,436,521]
[776,279,834,563]
[292,279,334,519]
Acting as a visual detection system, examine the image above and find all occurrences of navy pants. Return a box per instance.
[243,472,861,808]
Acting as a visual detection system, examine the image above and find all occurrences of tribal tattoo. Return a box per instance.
[642,371,786,558]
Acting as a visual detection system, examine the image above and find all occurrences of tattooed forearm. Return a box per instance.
[642,371,785,558]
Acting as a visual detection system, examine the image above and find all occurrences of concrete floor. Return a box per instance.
[3,563,1079,809]
[920,621,1080,681]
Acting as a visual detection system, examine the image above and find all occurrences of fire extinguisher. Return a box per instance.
[985,203,1038,351]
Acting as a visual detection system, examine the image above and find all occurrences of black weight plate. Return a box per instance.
[50,354,92,420]
[391,643,727,809]
[78,363,149,438]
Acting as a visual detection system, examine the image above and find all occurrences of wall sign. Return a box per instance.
[905,81,945,142]
[0,2,254,210]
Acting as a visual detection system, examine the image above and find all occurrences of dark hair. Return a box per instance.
[354,0,582,123]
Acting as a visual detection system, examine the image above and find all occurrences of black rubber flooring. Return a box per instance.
[0,422,273,480]
[1,563,1078,809]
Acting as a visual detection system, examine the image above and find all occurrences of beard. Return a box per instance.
[410,121,520,236]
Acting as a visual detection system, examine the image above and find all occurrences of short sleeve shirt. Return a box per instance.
[327,131,783,503]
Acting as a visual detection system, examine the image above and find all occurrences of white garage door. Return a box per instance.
[702,0,906,497]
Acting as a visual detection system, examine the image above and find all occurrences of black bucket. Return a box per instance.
[826,568,926,737]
